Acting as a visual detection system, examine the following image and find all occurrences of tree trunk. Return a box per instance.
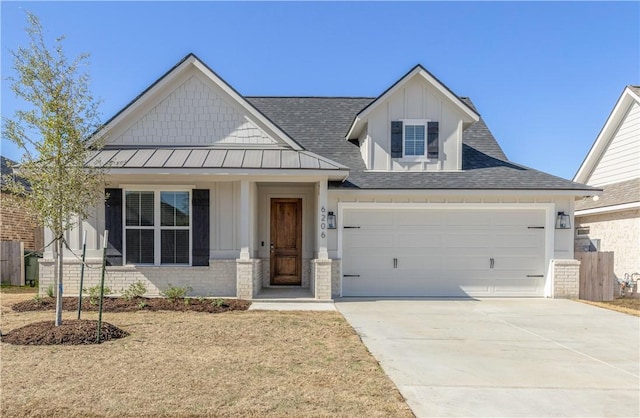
[55,236,63,326]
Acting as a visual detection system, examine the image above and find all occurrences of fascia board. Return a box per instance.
[575,201,640,216]
[574,87,639,183]
[329,188,598,197]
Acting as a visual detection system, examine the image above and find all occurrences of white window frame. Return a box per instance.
[401,119,431,161]
[122,186,193,266]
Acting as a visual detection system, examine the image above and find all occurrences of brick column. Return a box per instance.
[312,259,332,300]
[552,259,580,298]
[236,259,262,299]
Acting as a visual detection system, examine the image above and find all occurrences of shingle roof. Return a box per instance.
[0,156,31,192]
[247,97,594,191]
[575,178,640,211]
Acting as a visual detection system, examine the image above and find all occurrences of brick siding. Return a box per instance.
[0,193,42,250]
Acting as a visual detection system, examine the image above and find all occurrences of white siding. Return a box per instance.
[366,77,463,171]
[589,102,640,186]
[107,75,278,147]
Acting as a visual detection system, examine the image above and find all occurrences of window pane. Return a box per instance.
[405,125,425,156]
[126,229,154,264]
[126,191,154,226]
[161,191,189,227]
[161,229,189,264]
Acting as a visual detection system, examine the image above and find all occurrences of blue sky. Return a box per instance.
[1,1,638,180]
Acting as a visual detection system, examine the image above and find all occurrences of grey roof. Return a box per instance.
[87,148,347,171]
[247,97,594,191]
[1,156,31,191]
[575,178,640,211]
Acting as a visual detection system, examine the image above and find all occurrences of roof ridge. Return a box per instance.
[246,96,376,99]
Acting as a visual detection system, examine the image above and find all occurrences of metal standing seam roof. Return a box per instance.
[86,148,348,171]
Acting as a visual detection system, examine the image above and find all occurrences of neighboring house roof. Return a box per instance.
[575,178,640,212]
[86,148,348,171]
[247,97,594,191]
[0,156,30,192]
[574,85,640,184]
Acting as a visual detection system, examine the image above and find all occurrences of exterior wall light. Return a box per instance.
[556,211,571,229]
[327,211,336,229]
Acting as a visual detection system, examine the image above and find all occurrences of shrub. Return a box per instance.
[32,294,43,304]
[212,298,225,308]
[137,300,148,309]
[83,284,113,305]
[46,284,54,298]
[160,284,192,301]
[122,281,147,301]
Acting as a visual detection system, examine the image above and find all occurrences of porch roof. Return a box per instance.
[86,147,349,171]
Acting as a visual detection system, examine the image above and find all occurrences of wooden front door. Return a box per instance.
[270,198,302,285]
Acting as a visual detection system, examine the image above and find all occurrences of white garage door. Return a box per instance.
[341,208,547,297]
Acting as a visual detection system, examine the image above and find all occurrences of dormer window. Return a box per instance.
[391,120,439,160]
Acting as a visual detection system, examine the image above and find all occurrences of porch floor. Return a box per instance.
[253,287,319,301]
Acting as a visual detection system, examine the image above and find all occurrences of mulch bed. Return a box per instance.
[12,297,251,313]
[1,320,129,345]
[4,297,250,346]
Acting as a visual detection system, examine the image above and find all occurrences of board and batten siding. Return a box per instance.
[588,102,640,186]
[367,77,463,171]
[107,73,278,148]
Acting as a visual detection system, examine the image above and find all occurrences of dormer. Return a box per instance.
[346,65,479,171]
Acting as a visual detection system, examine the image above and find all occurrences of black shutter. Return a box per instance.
[427,121,439,159]
[104,188,123,266]
[192,189,210,266]
[390,121,403,158]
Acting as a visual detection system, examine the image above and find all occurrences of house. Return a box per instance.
[38,54,595,300]
[574,86,640,280]
[1,156,44,285]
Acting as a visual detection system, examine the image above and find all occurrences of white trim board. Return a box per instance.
[575,201,640,216]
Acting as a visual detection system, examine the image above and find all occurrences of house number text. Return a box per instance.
[320,206,326,238]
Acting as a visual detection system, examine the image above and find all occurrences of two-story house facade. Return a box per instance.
[39,54,595,299]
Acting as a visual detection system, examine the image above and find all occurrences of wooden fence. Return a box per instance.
[576,251,614,301]
[0,241,24,286]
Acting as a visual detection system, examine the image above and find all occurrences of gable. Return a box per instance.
[97,54,301,150]
[587,101,640,186]
[107,75,279,147]
[575,86,640,185]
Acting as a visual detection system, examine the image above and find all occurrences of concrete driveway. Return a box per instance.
[336,299,639,417]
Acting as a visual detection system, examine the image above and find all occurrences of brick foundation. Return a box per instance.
[311,259,332,300]
[236,259,262,299]
[38,259,237,297]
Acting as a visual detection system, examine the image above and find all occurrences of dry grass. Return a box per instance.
[1,292,413,418]
[579,297,640,317]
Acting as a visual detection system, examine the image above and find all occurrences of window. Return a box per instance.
[124,190,191,265]
[404,124,426,156]
[393,119,439,160]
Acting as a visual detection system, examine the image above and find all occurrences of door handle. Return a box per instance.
[490,258,495,269]
[393,257,397,268]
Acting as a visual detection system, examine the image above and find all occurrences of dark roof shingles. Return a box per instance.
[575,178,640,211]
[245,97,593,191]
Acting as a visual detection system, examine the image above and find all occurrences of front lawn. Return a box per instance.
[0,292,412,417]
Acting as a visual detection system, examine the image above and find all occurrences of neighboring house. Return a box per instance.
[574,86,640,279]
[39,54,595,299]
[0,156,43,251]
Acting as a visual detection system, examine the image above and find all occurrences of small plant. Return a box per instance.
[184,298,191,306]
[46,284,54,298]
[137,300,148,309]
[122,281,147,301]
[32,294,43,304]
[83,284,113,305]
[160,284,192,301]
[196,296,206,303]
[212,298,225,308]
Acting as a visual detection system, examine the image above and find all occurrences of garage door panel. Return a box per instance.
[345,210,393,226]
[445,233,492,248]
[341,208,546,297]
